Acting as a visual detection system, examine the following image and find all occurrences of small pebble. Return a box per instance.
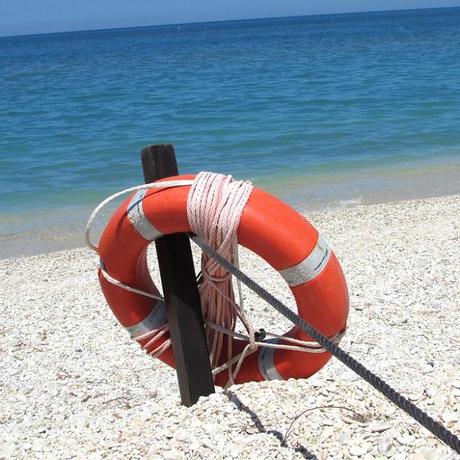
[441,411,458,423]
[349,445,368,457]
[370,422,392,433]
[174,429,187,442]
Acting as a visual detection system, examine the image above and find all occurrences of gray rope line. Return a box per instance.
[190,235,460,455]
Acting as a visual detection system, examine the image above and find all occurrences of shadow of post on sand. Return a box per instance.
[224,390,320,460]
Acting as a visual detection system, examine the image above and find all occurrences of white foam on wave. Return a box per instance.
[338,197,363,207]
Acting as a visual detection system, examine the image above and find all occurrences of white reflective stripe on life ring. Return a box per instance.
[258,338,283,381]
[125,300,167,339]
[127,189,163,241]
[279,235,331,287]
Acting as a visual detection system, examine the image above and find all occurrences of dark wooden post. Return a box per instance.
[141,144,215,406]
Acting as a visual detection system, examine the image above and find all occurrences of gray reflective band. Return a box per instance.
[258,338,283,381]
[127,189,162,241]
[279,235,331,287]
[125,300,167,339]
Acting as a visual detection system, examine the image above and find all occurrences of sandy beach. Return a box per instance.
[1,194,459,460]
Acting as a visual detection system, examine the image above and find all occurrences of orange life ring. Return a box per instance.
[97,174,349,386]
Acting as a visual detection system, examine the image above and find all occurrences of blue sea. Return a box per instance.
[1,8,460,258]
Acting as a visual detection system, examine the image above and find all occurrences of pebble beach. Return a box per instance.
[1,194,459,460]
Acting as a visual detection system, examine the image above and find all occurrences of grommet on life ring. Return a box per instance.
[97,174,349,386]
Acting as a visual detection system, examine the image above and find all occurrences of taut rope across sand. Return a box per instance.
[190,235,460,454]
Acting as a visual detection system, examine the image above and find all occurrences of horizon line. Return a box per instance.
[1,5,459,40]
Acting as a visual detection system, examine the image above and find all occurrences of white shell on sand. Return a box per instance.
[0,195,459,459]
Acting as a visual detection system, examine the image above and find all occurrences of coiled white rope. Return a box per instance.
[188,171,256,385]
[85,173,340,385]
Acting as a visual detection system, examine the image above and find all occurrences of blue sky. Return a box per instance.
[1,0,459,37]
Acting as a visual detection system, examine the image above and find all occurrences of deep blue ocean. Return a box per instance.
[1,8,460,257]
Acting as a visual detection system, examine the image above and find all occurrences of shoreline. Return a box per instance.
[2,187,460,261]
[2,151,460,260]
[1,193,459,458]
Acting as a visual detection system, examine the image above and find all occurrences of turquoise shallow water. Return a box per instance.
[1,8,460,257]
